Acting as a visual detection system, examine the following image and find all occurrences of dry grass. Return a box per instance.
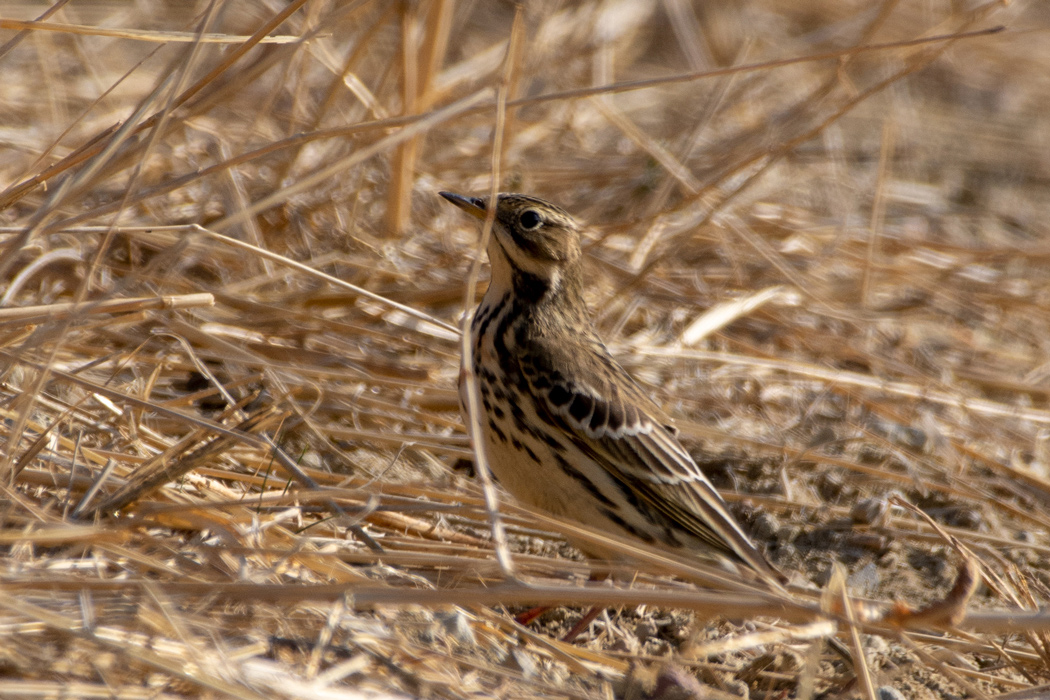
[2,1,1050,698]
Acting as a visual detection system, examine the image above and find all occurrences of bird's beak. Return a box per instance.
[439,191,488,220]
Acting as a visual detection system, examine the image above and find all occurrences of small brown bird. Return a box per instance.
[441,191,781,583]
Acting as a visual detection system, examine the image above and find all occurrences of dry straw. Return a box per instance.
[0,1,1048,698]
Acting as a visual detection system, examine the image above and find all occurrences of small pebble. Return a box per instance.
[877,686,906,700]
[751,512,780,541]
[847,562,879,593]
[865,634,890,654]
[635,620,658,642]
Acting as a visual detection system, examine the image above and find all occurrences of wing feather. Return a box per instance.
[519,336,781,581]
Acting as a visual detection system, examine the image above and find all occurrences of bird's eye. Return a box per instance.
[518,209,542,230]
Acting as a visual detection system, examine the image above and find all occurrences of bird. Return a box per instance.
[440,191,783,585]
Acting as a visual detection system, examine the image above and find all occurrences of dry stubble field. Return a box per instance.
[1,1,1050,698]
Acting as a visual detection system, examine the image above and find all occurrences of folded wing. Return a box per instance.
[518,336,781,582]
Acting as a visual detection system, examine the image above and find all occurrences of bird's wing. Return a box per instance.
[518,336,780,580]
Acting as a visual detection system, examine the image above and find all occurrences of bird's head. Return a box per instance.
[440,192,583,295]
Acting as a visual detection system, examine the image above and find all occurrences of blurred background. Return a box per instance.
[1,1,1049,698]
